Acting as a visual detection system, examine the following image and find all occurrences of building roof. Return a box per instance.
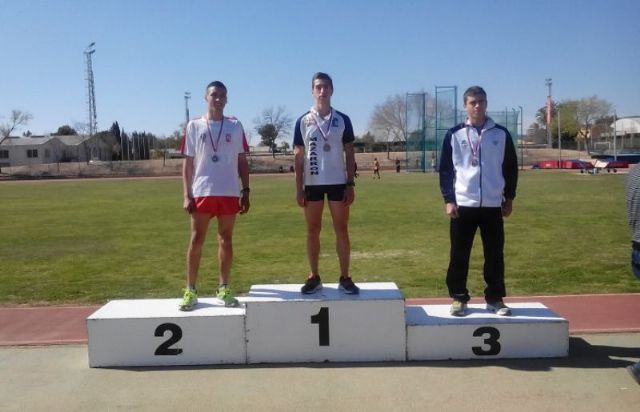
[611,116,640,134]
[0,134,93,147]
[0,136,56,146]
[54,135,92,146]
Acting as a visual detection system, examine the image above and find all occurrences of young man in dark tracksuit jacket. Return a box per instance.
[439,86,518,317]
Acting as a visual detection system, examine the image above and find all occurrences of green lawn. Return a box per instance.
[0,171,637,305]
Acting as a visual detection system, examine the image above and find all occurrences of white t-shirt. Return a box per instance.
[181,116,249,197]
[293,108,355,186]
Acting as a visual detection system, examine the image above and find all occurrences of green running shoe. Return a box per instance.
[216,285,239,307]
[179,288,198,311]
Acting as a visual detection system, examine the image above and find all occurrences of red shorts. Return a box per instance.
[194,196,240,216]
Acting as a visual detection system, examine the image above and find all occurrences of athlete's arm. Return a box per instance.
[294,144,306,207]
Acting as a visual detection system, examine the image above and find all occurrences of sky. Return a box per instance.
[1,0,639,145]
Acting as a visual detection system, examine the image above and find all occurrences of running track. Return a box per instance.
[1,294,638,346]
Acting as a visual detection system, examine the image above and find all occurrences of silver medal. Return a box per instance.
[471,158,478,167]
[211,154,219,163]
[323,143,331,152]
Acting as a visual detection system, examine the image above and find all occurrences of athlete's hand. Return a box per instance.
[184,196,195,214]
[502,199,513,217]
[240,193,250,214]
[296,189,306,207]
[344,186,355,206]
[445,202,458,218]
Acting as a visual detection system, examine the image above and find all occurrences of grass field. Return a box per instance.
[0,170,637,305]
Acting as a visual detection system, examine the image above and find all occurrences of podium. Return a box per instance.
[86,284,569,367]
[87,299,245,367]
[244,283,406,363]
[405,303,569,360]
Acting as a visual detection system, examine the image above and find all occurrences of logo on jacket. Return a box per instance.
[226,134,232,142]
[332,118,338,127]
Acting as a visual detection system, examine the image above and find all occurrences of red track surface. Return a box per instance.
[1,294,638,346]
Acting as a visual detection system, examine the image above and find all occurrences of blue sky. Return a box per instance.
[1,0,639,144]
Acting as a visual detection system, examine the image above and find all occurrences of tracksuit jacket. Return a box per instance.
[439,117,518,207]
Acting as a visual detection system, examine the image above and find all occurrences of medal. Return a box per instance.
[311,108,333,151]
[465,120,482,168]
[205,115,224,163]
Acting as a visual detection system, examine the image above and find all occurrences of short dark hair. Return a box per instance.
[206,81,227,92]
[463,86,486,104]
[311,72,333,89]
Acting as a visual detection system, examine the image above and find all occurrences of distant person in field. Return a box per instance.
[439,85,518,317]
[178,80,250,311]
[625,163,640,384]
[373,157,381,179]
[395,158,401,173]
[293,72,359,295]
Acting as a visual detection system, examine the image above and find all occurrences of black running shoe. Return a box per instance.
[301,276,322,294]
[338,277,360,295]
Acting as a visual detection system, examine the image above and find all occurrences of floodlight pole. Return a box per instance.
[84,42,97,137]
[558,109,562,168]
[545,78,552,148]
[613,112,617,161]
[184,92,191,125]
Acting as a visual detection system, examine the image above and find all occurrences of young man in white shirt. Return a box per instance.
[439,86,518,316]
[179,81,250,310]
[293,72,359,294]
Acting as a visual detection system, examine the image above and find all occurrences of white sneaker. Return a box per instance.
[450,301,467,316]
[486,301,511,316]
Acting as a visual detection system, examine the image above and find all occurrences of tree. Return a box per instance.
[130,131,157,160]
[110,122,122,160]
[526,123,547,144]
[354,131,376,152]
[56,125,77,135]
[369,94,407,144]
[0,110,33,143]
[279,141,290,154]
[254,106,292,158]
[534,97,611,152]
[575,96,612,153]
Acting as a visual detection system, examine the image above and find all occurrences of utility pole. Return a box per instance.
[545,78,552,148]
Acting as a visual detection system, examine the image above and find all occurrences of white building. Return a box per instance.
[0,134,114,167]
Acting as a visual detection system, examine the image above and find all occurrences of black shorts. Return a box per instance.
[304,184,347,202]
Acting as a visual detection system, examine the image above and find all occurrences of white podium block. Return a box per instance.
[406,303,568,360]
[87,299,246,367]
[245,282,406,363]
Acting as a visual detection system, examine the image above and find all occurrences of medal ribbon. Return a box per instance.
[465,119,481,161]
[310,108,333,142]
[205,116,224,154]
